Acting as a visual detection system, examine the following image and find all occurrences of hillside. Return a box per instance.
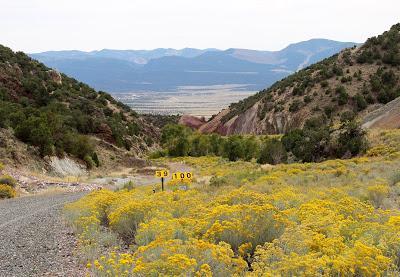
[199,24,400,135]
[0,45,157,169]
[30,40,356,92]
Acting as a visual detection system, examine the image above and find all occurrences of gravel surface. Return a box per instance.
[0,192,86,277]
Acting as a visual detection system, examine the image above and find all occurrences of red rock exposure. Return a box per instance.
[179,114,207,130]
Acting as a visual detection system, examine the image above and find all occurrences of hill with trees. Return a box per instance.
[0,45,157,168]
[198,24,400,135]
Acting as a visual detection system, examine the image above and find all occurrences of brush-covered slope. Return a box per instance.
[0,45,157,162]
[200,24,400,135]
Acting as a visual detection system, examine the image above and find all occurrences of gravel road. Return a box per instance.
[0,192,86,277]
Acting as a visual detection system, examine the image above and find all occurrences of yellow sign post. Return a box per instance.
[155,170,169,191]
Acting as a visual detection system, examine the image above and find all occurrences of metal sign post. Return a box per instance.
[155,170,169,191]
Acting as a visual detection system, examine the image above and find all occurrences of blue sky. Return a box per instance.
[1,0,399,52]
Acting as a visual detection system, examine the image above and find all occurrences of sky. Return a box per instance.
[1,0,399,53]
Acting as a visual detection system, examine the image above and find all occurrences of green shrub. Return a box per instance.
[370,74,383,92]
[169,136,190,157]
[282,118,367,162]
[209,176,230,187]
[149,150,168,159]
[0,175,17,188]
[84,155,96,169]
[161,124,192,145]
[335,120,368,157]
[282,118,331,162]
[223,136,245,162]
[354,94,368,111]
[120,181,135,191]
[243,137,259,161]
[324,106,334,118]
[304,95,312,104]
[257,139,287,165]
[367,185,389,208]
[92,152,100,167]
[390,172,400,186]
[61,133,94,160]
[357,50,375,64]
[340,111,356,122]
[320,81,329,88]
[209,134,224,156]
[0,184,16,198]
[189,135,211,157]
[289,100,301,112]
[382,50,400,66]
[377,88,400,104]
[336,86,349,105]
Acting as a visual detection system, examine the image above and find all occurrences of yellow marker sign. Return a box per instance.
[172,172,193,181]
[155,170,169,178]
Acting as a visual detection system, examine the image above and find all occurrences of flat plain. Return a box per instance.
[112,84,256,118]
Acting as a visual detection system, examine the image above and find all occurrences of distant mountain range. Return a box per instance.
[30,39,358,92]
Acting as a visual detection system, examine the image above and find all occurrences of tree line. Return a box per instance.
[157,117,367,164]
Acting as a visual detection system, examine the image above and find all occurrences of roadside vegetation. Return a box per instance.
[65,129,400,276]
[0,163,17,199]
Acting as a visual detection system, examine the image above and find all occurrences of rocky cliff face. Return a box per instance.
[195,24,400,135]
[362,96,400,129]
[199,101,310,135]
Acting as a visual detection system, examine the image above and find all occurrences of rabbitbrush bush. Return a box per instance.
[0,184,16,198]
[65,129,400,276]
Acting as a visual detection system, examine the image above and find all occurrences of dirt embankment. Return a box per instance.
[362,96,400,129]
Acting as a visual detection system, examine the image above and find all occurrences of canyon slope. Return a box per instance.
[0,45,158,170]
[198,24,400,135]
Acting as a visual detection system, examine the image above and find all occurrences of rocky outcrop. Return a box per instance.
[362,96,400,129]
[47,69,62,85]
[46,156,87,177]
[198,101,310,135]
[179,115,206,129]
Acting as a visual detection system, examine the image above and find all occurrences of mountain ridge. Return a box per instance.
[30,39,357,92]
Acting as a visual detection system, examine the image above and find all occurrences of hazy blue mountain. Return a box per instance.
[30,39,357,92]
[32,48,218,64]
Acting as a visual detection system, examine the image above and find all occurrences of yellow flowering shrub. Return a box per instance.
[367,184,390,208]
[0,184,16,198]
[132,239,246,276]
[65,130,400,275]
